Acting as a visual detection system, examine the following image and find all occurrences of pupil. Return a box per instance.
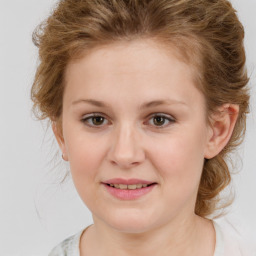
[93,116,104,125]
[154,116,165,126]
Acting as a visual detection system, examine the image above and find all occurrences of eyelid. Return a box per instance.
[81,112,107,118]
[80,112,175,128]
[147,112,175,120]
[81,112,111,127]
[146,113,176,128]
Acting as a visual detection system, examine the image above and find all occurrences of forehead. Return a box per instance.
[65,39,195,82]
[63,38,204,109]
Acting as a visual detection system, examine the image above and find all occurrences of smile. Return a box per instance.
[102,179,157,200]
[107,183,151,189]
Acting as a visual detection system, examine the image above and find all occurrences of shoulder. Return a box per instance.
[213,218,256,256]
[48,229,84,256]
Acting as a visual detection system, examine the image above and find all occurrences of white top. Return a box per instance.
[48,221,256,256]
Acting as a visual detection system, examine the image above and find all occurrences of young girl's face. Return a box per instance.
[57,39,213,233]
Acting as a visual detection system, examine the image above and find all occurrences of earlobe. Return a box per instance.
[52,122,69,161]
[204,104,239,159]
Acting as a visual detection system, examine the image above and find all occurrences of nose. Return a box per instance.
[107,124,145,169]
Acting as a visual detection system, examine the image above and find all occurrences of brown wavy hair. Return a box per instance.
[31,0,249,217]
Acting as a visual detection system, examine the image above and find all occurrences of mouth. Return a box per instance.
[105,183,156,190]
[102,178,157,200]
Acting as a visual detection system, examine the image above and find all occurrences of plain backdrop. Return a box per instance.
[0,0,255,255]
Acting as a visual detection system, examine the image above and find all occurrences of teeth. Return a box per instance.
[119,184,128,189]
[127,184,137,190]
[109,183,150,189]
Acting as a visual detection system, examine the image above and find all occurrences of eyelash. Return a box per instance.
[81,113,175,129]
[81,113,109,128]
[146,113,175,128]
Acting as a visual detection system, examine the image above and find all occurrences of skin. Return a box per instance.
[53,39,239,256]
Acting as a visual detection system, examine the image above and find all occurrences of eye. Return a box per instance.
[81,114,109,127]
[147,113,175,128]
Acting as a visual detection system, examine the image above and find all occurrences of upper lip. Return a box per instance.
[103,178,155,185]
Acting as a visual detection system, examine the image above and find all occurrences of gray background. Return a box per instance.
[0,0,255,255]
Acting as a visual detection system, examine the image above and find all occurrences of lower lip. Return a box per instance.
[103,184,156,200]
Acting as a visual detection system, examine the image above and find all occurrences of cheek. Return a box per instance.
[63,130,107,198]
[65,127,105,171]
[148,128,206,194]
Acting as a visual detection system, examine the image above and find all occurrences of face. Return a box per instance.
[56,39,213,233]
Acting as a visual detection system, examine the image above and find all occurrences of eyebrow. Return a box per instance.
[72,99,108,107]
[71,99,187,108]
[140,99,187,109]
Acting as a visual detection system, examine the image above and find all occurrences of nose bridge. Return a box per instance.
[109,122,144,168]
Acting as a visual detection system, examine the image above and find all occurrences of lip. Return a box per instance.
[103,178,154,185]
[102,178,157,200]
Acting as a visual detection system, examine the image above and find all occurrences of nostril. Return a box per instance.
[109,159,140,168]
[110,160,118,166]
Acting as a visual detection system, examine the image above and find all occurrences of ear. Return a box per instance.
[204,104,239,159]
[52,122,69,161]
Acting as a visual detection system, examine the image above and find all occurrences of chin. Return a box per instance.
[101,209,159,234]
[110,221,153,234]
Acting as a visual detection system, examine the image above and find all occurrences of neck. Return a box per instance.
[80,214,215,256]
